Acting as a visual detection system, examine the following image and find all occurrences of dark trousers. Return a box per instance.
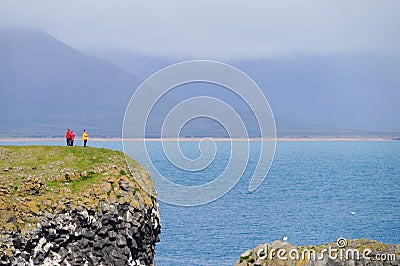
[84,140,87,147]
[66,138,71,146]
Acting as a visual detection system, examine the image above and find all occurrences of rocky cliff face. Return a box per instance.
[0,146,161,266]
[235,239,400,266]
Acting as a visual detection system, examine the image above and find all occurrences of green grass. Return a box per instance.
[0,145,124,172]
[0,145,137,195]
[69,173,104,193]
[46,172,104,193]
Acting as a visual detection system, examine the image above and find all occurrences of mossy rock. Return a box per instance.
[234,239,400,266]
[0,146,156,233]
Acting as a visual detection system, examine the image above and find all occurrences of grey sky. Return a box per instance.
[1,0,399,59]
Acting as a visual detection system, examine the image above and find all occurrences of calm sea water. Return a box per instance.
[1,140,399,265]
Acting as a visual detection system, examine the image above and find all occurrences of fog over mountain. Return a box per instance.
[0,28,399,137]
[0,29,141,136]
[89,47,400,134]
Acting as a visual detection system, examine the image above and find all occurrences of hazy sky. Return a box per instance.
[1,0,399,59]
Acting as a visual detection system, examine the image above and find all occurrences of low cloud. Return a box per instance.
[0,0,399,59]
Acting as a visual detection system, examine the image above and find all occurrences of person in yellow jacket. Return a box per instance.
[82,130,88,147]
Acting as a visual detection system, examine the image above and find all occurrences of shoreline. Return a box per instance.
[0,137,396,142]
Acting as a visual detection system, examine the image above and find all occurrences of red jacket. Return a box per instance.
[70,131,76,140]
[66,131,71,139]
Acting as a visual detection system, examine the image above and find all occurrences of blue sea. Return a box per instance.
[1,140,399,265]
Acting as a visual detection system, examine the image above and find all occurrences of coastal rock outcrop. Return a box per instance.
[0,146,161,266]
[235,239,400,266]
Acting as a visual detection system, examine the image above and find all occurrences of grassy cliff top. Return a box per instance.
[0,146,155,232]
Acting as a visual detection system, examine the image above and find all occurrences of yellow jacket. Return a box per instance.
[82,132,88,140]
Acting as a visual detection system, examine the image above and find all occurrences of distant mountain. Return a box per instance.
[234,55,400,133]
[1,29,399,138]
[92,51,400,134]
[0,28,141,136]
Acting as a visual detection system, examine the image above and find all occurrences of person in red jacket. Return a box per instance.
[66,129,71,146]
[70,130,76,146]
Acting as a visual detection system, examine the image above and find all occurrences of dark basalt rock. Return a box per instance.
[0,203,161,266]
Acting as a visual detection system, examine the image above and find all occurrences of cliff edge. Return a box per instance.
[0,146,161,266]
